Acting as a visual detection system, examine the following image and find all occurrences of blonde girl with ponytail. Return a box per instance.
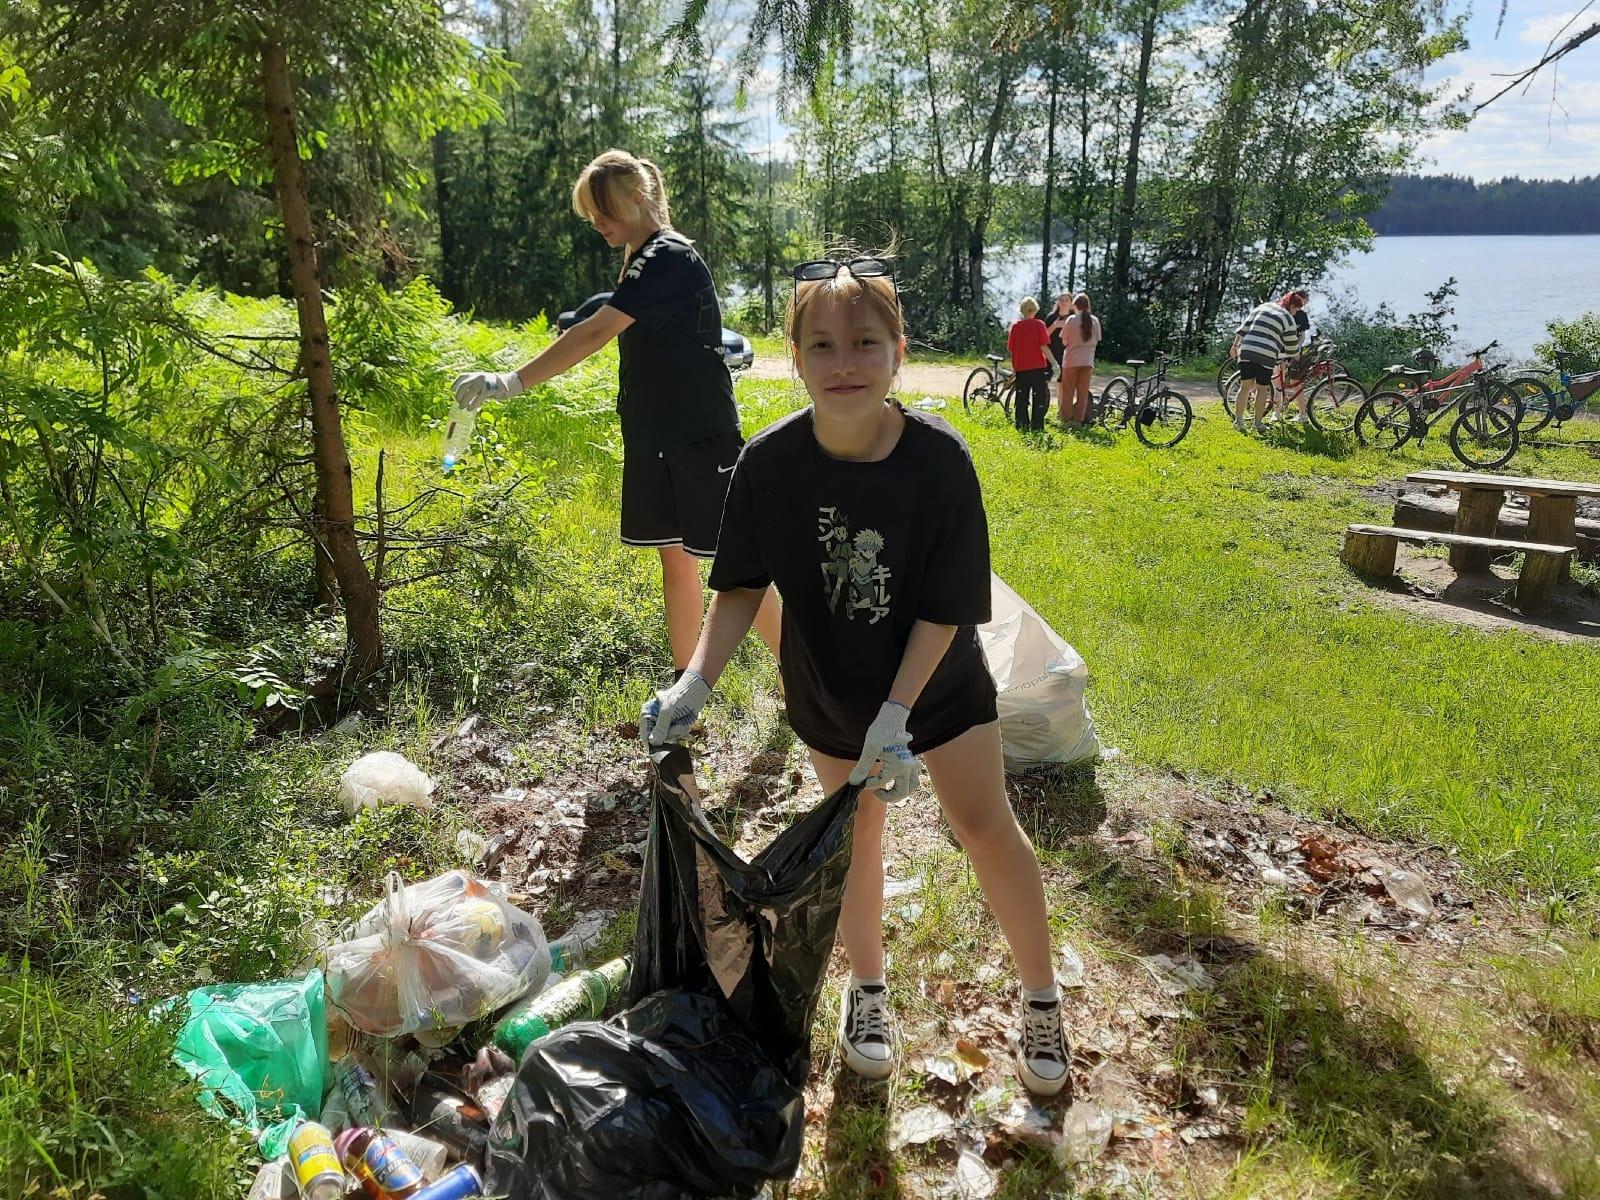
[453,149,779,682]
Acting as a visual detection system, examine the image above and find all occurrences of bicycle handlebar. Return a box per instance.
[1469,340,1499,360]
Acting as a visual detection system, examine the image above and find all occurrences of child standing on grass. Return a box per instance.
[1008,297,1054,433]
[638,257,1070,1098]
[451,149,779,684]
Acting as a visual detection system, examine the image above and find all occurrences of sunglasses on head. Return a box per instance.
[791,257,895,283]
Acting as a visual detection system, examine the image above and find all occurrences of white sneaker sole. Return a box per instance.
[1016,1052,1070,1097]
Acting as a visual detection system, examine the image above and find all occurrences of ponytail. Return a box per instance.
[636,158,672,228]
[1074,292,1094,343]
[572,148,673,231]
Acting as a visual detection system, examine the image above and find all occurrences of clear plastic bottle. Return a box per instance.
[440,403,477,474]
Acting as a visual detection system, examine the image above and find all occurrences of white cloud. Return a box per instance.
[1519,9,1591,46]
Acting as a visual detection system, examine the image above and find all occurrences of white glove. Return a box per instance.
[452,370,524,411]
[640,670,712,747]
[849,701,920,796]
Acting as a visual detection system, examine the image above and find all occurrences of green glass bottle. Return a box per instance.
[490,956,631,1060]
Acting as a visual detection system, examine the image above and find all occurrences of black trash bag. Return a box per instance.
[485,746,860,1200]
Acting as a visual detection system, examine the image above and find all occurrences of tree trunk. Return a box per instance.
[261,37,382,677]
[433,130,460,305]
[1114,0,1158,294]
[1070,43,1090,292]
[1040,59,1059,301]
[967,63,1018,315]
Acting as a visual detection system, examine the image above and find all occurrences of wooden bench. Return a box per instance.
[1341,524,1576,614]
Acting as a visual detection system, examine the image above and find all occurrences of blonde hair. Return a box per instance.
[1019,297,1039,317]
[571,149,672,229]
[785,265,904,348]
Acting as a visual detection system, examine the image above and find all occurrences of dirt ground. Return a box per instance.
[745,357,1214,404]
[436,705,1596,1198]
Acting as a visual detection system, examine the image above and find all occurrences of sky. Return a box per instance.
[1417,2,1600,179]
[727,2,1599,182]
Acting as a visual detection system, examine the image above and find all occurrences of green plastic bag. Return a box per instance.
[170,968,328,1157]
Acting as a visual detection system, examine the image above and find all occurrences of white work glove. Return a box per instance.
[640,670,712,747]
[452,370,524,411]
[848,701,920,797]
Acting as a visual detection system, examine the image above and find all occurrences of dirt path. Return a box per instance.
[746,356,1216,403]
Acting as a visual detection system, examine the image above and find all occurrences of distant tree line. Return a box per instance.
[1369,174,1600,236]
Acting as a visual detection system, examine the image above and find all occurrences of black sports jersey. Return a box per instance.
[608,229,740,452]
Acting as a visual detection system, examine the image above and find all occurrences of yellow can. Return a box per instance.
[287,1120,344,1199]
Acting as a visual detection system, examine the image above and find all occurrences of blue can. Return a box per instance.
[412,1163,482,1200]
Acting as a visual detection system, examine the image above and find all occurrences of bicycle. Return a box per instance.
[1353,342,1520,468]
[1515,350,1600,436]
[963,353,1016,420]
[1092,353,1194,448]
[1222,340,1365,432]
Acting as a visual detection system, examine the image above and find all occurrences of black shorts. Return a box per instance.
[620,431,743,558]
[1237,360,1274,385]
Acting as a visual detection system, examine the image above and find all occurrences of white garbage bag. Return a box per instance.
[339,750,435,814]
[977,574,1101,769]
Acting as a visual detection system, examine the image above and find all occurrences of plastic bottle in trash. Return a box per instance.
[440,403,477,474]
[336,1052,400,1128]
[490,955,631,1060]
[387,1130,449,1181]
[408,1080,491,1161]
[286,1120,344,1200]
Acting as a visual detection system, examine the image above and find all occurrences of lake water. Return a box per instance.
[989,234,1600,360]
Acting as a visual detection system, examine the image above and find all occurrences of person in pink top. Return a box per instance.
[1058,292,1101,425]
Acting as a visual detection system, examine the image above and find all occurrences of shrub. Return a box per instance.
[1535,312,1600,375]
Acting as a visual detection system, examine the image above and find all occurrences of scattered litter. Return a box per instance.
[911,396,947,411]
[1261,866,1292,888]
[1059,943,1086,989]
[947,1149,996,1199]
[975,962,1002,985]
[1180,1119,1230,1143]
[883,874,922,900]
[991,1095,1056,1145]
[338,750,435,814]
[488,786,528,804]
[456,829,489,862]
[924,977,957,1006]
[920,1039,990,1086]
[1087,1059,1141,1116]
[1055,1100,1113,1165]
[1139,953,1215,996]
[891,1103,958,1150]
[330,713,362,737]
[1378,865,1436,920]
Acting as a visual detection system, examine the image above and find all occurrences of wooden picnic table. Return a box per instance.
[1405,469,1600,576]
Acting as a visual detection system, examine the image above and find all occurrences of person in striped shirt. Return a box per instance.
[1230,290,1309,432]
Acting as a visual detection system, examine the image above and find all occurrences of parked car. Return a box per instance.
[556,291,754,371]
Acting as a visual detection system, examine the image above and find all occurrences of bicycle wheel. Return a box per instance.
[1306,375,1365,433]
[1371,371,1425,398]
[962,367,995,414]
[1215,354,1237,398]
[1449,399,1518,469]
[1502,373,1557,437]
[1135,389,1193,448]
[1001,375,1016,420]
[1098,377,1131,429]
[1354,391,1413,450]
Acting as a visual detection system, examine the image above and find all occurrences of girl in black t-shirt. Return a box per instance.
[638,260,1070,1098]
[452,150,779,679]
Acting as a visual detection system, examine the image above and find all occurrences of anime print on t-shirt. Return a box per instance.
[818,507,893,624]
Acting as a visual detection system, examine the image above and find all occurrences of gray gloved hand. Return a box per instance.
[452,370,524,411]
[640,670,712,747]
[848,701,920,796]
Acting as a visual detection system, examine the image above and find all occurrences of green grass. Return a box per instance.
[5,304,1598,1198]
[729,381,1600,902]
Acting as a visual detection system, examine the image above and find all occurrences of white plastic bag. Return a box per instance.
[977,574,1101,769]
[325,870,550,1037]
[339,751,435,815]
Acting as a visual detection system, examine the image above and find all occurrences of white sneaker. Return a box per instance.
[838,981,895,1080]
[1294,412,1309,425]
[1016,995,1071,1096]
[1252,421,1268,434]
[1233,416,1246,432]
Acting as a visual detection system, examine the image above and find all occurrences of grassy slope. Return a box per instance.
[5,319,1598,1198]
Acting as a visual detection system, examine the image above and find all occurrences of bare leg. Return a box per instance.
[658,545,704,671]
[922,722,1054,990]
[1254,379,1270,427]
[751,585,782,663]
[1235,380,1255,423]
[811,749,888,979]
[1071,367,1092,423]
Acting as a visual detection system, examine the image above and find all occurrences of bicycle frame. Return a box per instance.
[1267,344,1342,408]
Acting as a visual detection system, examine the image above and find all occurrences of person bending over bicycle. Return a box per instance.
[1231,289,1308,433]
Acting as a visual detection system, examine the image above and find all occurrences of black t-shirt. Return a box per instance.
[1044,310,1069,359]
[709,404,998,759]
[607,229,739,452]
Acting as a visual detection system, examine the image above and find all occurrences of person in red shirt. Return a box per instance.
[1007,297,1054,433]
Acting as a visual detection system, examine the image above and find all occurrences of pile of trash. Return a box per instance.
[167,747,856,1200]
